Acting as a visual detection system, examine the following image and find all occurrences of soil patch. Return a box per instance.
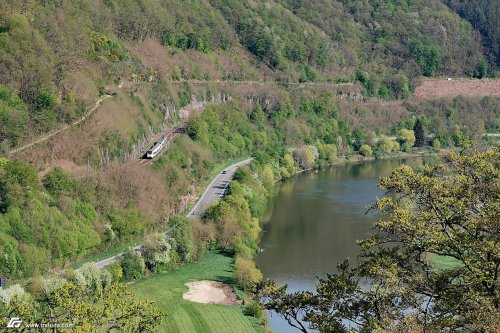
[414,79,500,100]
[183,280,242,305]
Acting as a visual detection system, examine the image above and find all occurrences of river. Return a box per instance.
[255,157,430,332]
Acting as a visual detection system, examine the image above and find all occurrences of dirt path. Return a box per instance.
[10,94,112,155]
[413,79,500,100]
[183,280,242,305]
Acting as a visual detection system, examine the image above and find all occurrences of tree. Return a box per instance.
[0,277,164,332]
[413,119,425,147]
[142,233,172,272]
[398,128,416,151]
[359,144,372,157]
[259,149,500,332]
[293,146,315,169]
[0,85,28,147]
[43,167,74,197]
[120,251,145,281]
[234,257,263,291]
[168,215,194,264]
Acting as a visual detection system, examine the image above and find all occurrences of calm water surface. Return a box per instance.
[256,158,428,332]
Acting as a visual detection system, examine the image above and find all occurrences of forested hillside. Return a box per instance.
[446,0,500,69]
[0,0,495,151]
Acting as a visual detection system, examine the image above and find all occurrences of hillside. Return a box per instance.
[0,0,498,278]
[0,0,496,153]
[445,0,500,69]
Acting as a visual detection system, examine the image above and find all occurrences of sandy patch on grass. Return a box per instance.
[183,280,242,305]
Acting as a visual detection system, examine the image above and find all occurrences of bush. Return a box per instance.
[243,300,266,323]
[142,233,172,272]
[234,257,262,291]
[43,167,74,197]
[105,262,123,283]
[359,144,373,157]
[398,129,416,152]
[168,215,194,264]
[120,251,145,281]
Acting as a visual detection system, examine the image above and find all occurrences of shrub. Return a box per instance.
[432,138,441,151]
[120,251,145,281]
[43,167,74,197]
[142,233,172,272]
[359,144,373,157]
[398,129,416,152]
[105,262,123,283]
[243,300,266,323]
[234,257,262,291]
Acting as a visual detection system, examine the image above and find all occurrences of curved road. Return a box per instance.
[94,158,252,268]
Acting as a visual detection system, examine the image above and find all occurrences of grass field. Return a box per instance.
[430,254,463,270]
[131,251,263,333]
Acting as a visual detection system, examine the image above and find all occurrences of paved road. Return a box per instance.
[187,158,253,220]
[94,158,252,269]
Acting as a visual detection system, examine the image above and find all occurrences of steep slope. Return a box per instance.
[445,0,500,70]
[0,0,492,152]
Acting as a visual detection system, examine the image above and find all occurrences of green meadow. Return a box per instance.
[131,251,263,333]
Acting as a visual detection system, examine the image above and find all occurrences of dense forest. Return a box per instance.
[446,0,500,68]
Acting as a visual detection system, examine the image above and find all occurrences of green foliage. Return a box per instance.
[43,167,74,197]
[398,128,416,152]
[259,149,500,332]
[0,85,28,147]
[243,300,266,323]
[410,40,442,77]
[359,144,373,157]
[1,277,164,332]
[108,209,147,239]
[234,257,263,291]
[142,233,172,272]
[168,215,194,264]
[88,31,129,62]
[292,146,316,169]
[413,119,425,147]
[105,262,124,283]
[120,250,145,281]
[446,0,500,68]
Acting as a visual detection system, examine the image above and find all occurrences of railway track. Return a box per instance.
[121,125,185,170]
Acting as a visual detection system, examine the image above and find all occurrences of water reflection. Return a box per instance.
[256,157,428,332]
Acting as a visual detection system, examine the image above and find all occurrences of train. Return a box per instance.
[146,136,167,159]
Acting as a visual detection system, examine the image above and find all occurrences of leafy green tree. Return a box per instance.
[398,128,416,151]
[0,278,164,332]
[0,85,28,147]
[351,128,365,151]
[293,146,315,169]
[359,144,372,157]
[234,257,263,291]
[168,215,194,264]
[259,149,500,332]
[120,251,145,281]
[410,40,442,77]
[142,233,172,272]
[43,167,74,197]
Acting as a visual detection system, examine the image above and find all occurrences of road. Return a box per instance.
[94,158,252,269]
[187,158,253,220]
